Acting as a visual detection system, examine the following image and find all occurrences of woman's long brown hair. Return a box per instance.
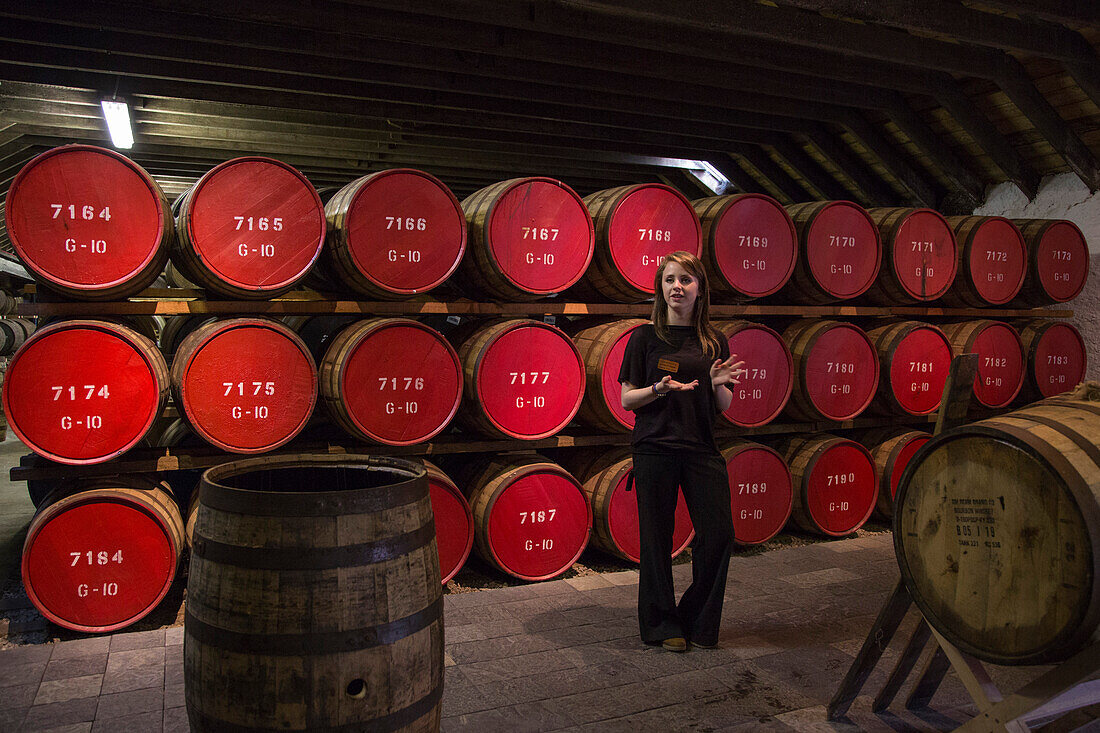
[651,251,722,359]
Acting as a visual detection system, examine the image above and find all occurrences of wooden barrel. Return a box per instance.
[857,428,931,518]
[424,460,474,584]
[865,207,957,303]
[894,396,1100,665]
[714,320,793,427]
[722,440,793,545]
[1015,319,1087,402]
[942,216,1027,306]
[940,319,1025,408]
[319,169,466,298]
[782,319,879,422]
[4,144,172,300]
[777,433,877,536]
[158,315,216,357]
[2,319,168,464]
[780,201,881,304]
[571,318,647,433]
[692,193,797,299]
[458,456,591,581]
[21,476,184,633]
[173,156,325,299]
[171,317,317,453]
[319,318,462,445]
[457,177,594,300]
[185,454,443,731]
[454,319,585,440]
[165,259,197,289]
[1012,219,1089,306]
[582,184,702,302]
[0,317,33,356]
[564,447,693,563]
[865,320,953,416]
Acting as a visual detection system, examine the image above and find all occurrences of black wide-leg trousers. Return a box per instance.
[632,450,734,646]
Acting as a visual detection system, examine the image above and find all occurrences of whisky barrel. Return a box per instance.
[459,456,591,581]
[158,315,216,357]
[942,216,1027,306]
[782,320,879,422]
[4,145,172,299]
[3,319,168,464]
[571,318,647,432]
[940,320,1025,408]
[857,428,931,518]
[865,321,953,416]
[173,157,325,299]
[1012,219,1089,306]
[22,476,184,633]
[722,440,793,545]
[780,201,881,304]
[454,319,585,440]
[424,460,474,584]
[319,169,466,298]
[582,184,702,302]
[185,454,443,731]
[0,317,35,356]
[894,396,1100,665]
[457,177,594,300]
[1015,319,1087,402]
[565,447,693,563]
[777,433,876,536]
[318,318,462,445]
[692,193,797,299]
[865,208,957,303]
[714,320,793,427]
[171,318,317,453]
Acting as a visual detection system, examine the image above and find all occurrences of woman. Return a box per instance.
[618,251,744,652]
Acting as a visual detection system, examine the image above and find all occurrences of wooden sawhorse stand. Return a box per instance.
[829,355,1100,731]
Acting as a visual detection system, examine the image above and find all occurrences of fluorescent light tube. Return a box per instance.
[100,99,134,149]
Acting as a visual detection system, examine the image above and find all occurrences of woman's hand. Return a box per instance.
[710,355,746,389]
[654,374,699,394]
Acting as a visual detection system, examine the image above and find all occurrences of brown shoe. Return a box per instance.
[661,637,688,652]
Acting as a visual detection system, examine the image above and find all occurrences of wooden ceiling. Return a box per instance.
[1,1,1098,215]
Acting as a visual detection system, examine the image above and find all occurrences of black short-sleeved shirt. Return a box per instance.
[618,324,729,455]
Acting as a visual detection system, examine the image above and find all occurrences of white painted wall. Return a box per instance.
[972,173,1100,381]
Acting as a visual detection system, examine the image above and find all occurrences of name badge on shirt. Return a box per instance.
[657,357,679,373]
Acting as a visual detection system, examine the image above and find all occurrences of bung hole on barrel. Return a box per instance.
[346,679,368,699]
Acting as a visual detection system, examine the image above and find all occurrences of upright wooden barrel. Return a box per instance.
[865,321,953,416]
[173,157,326,299]
[942,216,1027,306]
[781,201,881,304]
[319,318,462,445]
[458,177,594,300]
[565,447,693,563]
[3,319,168,464]
[778,433,877,536]
[171,318,317,453]
[571,318,647,432]
[22,476,184,633]
[692,193,797,299]
[783,320,879,422]
[940,320,1025,408]
[4,145,173,300]
[1015,319,1087,402]
[714,320,793,427]
[424,460,474,584]
[895,396,1100,665]
[865,208,957,303]
[722,440,793,545]
[185,454,443,731]
[460,456,592,581]
[321,169,466,298]
[1012,219,1089,306]
[858,428,931,518]
[583,184,702,302]
[455,319,585,440]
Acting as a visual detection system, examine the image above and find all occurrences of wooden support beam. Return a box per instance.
[706,154,772,198]
[729,144,812,204]
[804,127,898,206]
[872,619,931,713]
[968,1,1099,28]
[768,138,851,202]
[840,112,941,207]
[905,644,951,709]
